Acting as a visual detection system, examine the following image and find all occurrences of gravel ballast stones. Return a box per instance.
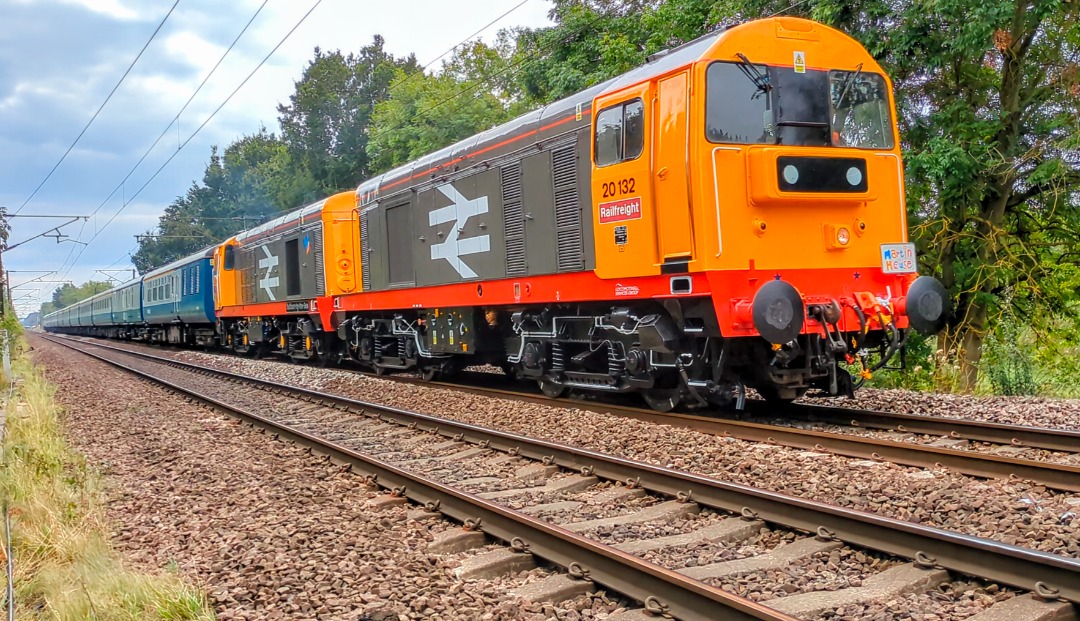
[31,336,633,620]
[122,343,1080,559]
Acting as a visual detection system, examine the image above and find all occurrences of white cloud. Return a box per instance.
[163,30,225,72]
[57,0,139,21]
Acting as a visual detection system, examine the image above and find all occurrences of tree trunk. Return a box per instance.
[959,300,989,392]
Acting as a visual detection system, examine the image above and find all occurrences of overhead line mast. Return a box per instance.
[58,0,325,284]
[51,0,273,280]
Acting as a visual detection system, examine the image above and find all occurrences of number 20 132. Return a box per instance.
[602,178,636,198]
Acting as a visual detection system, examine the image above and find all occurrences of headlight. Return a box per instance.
[837,227,851,245]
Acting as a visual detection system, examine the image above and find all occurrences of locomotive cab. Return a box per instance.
[588,17,947,405]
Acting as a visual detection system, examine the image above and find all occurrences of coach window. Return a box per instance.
[595,98,644,166]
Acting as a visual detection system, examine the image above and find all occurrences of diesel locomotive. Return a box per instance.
[44,17,948,410]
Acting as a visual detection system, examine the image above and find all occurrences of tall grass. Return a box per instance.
[0,337,215,620]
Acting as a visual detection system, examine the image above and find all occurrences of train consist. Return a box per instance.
[44,17,948,410]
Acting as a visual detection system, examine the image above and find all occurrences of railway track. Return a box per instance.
[44,334,1080,619]
[406,372,1080,493]
[53,335,1080,494]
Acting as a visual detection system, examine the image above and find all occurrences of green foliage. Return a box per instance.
[278,37,417,192]
[132,37,416,274]
[367,42,515,173]
[981,310,1038,396]
[0,204,11,247]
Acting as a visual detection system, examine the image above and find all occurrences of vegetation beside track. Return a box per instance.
[0,325,214,620]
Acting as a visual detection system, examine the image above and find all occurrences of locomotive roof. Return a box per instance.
[235,199,326,243]
[141,244,217,279]
[355,27,726,202]
[602,29,721,92]
[356,79,614,203]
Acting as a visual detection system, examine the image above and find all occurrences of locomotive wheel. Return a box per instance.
[642,388,682,413]
[314,338,341,368]
[420,366,439,381]
[538,377,567,399]
[500,363,517,380]
[372,363,389,376]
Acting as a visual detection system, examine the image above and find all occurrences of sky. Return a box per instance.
[1,0,553,317]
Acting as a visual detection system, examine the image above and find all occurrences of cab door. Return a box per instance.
[653,71,694,267]
[590,86,653,279]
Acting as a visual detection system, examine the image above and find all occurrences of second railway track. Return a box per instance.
[55,335,1080,493]
[44,334,1080,619]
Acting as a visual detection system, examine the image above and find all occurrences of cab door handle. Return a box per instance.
[657,167,669,180]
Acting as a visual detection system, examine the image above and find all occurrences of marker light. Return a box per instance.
[837,227,851,246]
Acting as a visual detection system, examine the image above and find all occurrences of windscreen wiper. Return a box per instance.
[735,52,771,100]
[833,63,864,113]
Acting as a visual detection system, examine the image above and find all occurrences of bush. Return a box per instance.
[982,313,1038,396]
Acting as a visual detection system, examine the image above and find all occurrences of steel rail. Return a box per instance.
[59,335,1080,456]
[45,335,1080,604]
[783,402,1080,454]
[382,372,1080,493]
[47,336,791,621]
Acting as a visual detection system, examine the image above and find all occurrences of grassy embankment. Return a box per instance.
[1,328,215,620]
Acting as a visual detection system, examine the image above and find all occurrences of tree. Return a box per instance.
[278,38,417,193]
[788,0,1080,390]
[132,130,300,273]
[366,42,516,173]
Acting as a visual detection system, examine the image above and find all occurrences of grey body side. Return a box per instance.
[357,81,612,293]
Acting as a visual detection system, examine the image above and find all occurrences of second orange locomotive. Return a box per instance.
[210,16,946,410]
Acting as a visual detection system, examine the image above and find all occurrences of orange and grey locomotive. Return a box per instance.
[45,17,949,411]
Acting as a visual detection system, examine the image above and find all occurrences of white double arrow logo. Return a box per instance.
[258,245,279,301]
[429,184,490,279]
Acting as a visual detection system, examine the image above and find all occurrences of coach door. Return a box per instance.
[653,71,694,268]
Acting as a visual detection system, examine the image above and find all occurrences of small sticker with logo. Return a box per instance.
[614,225,628,246]
[598,197,642,224]
[794,51,806,74]
[614,283,640,297]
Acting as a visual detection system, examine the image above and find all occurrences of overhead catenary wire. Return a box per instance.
[93,0,271,221]
[68,0,523,281]
[59,0,522,284]
[58,0,325,283]
[61,2,639,286]
[65,1,611,285]
[367,4,621,148]
[51,0,271,280]
[13,0,182,216]
[389,0,532,96]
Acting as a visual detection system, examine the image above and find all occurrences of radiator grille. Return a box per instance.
[551,145,583,272]
[238,247,256,304]
[501,162,526,277]
[360,210,371,291]
[311,224,325,296]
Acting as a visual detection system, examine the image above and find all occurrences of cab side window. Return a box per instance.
[594,98,644,166]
